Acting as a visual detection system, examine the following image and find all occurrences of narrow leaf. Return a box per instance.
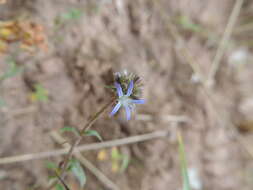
[111,147,122,160]
[55,183,65,190]
[69,159,86,187]
[178,16,203,33]
[177,132,191,190]
[45,161,58,170]
[62,9,82,20]
[84,130,102,141]
[60,126,80,136]
[120,155,130,172]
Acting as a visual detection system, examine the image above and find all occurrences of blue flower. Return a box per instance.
[110,80,145,120]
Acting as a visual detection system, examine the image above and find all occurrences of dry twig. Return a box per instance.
[207,0,244,86]
[0,130,170,165]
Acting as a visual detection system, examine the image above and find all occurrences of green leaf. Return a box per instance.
[55,183,64,190]
[62,9,82,20]
[178,16,203,33]
[31,84,49,102]
[60,126,80,136]
[0,59,23,81]
[120,155,130,172]
[177,132,191,190]
[84,130,102,141]
[45,161,58,170]
[69,159,86,187]
[111,147,122,160]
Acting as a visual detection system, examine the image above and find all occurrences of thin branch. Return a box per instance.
[207,0,244,86]
[136,114,191,123]
[0,130,170,165]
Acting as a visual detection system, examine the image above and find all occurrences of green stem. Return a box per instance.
[48,98,116,189]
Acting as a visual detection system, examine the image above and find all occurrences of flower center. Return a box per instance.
[119,95,131,107]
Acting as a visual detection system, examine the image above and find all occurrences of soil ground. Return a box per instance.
[1,0,253,190]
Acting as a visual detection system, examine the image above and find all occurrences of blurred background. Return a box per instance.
[1,0,253,189]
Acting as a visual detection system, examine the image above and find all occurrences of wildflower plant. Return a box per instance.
[48,70,145,189]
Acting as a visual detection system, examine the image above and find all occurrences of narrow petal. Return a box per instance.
[126,80,134,96]
[131,99,145,104]
[115,82,123,97]
[110,102,121,116]
[124,105,131,121]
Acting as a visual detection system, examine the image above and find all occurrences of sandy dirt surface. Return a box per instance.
[1,0,253,190]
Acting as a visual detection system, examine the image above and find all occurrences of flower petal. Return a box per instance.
[131,99,145,104]
[115,82,123,97]
[124,105,131,120]
[110,102,121,116]
[126,80,134,96]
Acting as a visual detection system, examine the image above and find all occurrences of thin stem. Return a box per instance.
[49,98,116,190]
[81,98,115,132]
[54,171,71,190]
